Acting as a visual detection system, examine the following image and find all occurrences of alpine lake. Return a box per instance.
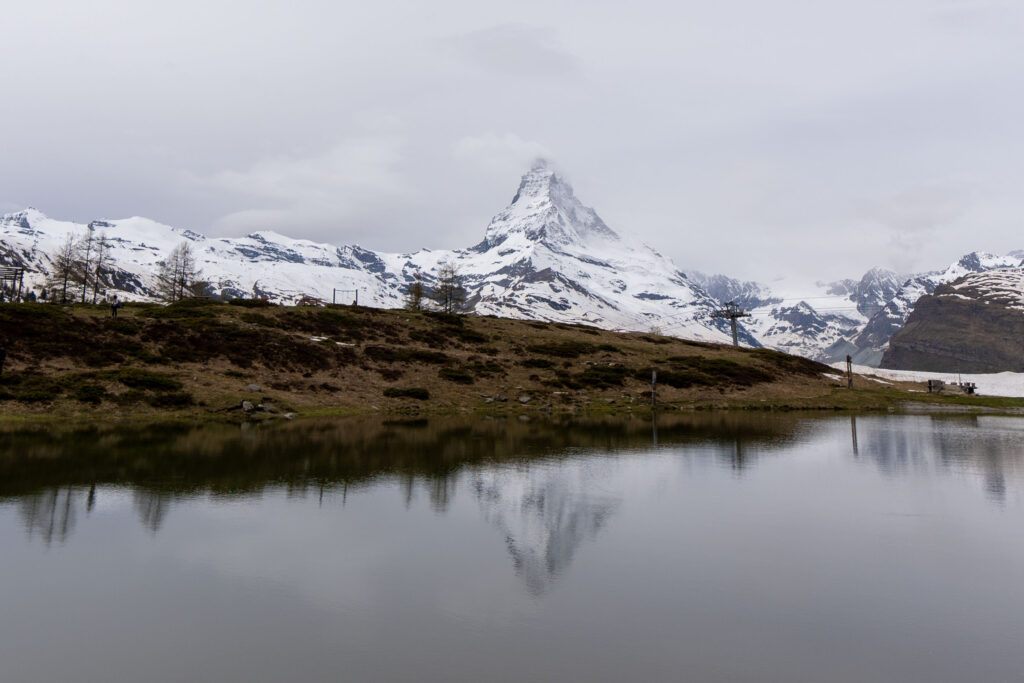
[1,412,1022,682]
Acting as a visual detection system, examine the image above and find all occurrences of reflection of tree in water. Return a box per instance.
[472,462,620,595]
[18,486,83,545]
[17,485,180,541]
[133,489,176,533]
[428,475,454,513]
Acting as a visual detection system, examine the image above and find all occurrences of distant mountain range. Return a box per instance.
[692,251,1024,366]
[1,160,1021,365]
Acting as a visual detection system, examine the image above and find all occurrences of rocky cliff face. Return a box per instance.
[881,268,1024,372]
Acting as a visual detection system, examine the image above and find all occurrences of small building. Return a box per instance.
[958,382,977,395]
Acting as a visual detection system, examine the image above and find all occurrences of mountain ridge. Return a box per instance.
[4,163,1021,362]
[0,162,747,345]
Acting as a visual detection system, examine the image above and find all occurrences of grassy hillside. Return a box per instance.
[0,299,1018,421]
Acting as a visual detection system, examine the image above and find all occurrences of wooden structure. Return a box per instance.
[0,266,25,302]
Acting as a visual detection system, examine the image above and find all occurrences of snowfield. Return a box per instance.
[833,363,1024,398]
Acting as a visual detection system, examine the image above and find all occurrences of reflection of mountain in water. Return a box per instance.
[852,416,1024,503]
[0,414,806,543]
[473,462,620,595]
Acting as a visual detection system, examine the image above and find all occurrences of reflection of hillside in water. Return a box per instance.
[851,415,1024,502]
[0,414,805,544]
[473,462,620,595]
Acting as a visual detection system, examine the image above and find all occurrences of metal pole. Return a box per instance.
[651,369,657,411]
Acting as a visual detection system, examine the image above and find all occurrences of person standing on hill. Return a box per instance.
[110,294,120,319]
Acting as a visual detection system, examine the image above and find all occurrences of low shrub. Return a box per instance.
[144,305,216,320]
[113,389,148,405]
[0,374,63,402]
[638,355,776,389]
[238,312,277,327]
[383,387,430,400]
[109,368,183,392]
[146,391,194,407]
[453,328,488,344]
[158,342,202,362]
[575,365,631,388]
[525,341,596,358]
[375,367,405,381]
[82,350,124,367]
[228,298,274,308]
[467,361,504,376]
[364,345,450,365]
[424,311,464,327]
[167,297,222,309]
[72,383,108,404]
[409,329,449,347]
[103,318,140,335]
[438,367,474,384]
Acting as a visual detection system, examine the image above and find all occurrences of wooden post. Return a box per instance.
[846,355,853,389]
[850,415,858,456]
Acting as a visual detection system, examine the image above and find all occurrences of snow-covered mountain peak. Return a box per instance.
[2,208,48,231]
[480,162,620,251]
[947,251,1021,277]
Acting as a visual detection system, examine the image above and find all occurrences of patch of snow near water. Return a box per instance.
[833,363,1024,398]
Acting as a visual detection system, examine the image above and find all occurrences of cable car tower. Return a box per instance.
[710,301,751,347]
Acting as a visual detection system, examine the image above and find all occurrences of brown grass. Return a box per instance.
[1,301,1020,422]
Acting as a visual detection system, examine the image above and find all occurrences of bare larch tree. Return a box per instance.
[156,241,202,302]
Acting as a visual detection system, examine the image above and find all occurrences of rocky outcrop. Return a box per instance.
[881,269,1024,372]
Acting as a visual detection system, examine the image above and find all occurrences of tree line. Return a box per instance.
[404,259,467,314]
[46,229,203,304]
[42,230,470,312]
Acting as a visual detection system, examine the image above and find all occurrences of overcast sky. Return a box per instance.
[3,0,1024,285]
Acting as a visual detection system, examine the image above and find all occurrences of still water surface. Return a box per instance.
[1,414,1022,682]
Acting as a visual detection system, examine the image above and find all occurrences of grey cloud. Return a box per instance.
[444,24,581,79]
[4,0,1024,285]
